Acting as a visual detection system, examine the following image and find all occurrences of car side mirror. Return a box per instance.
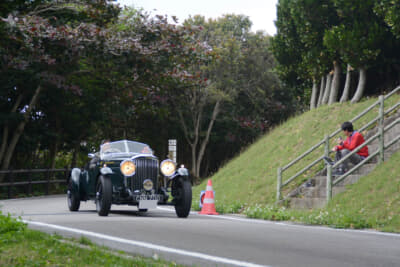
[88,153,95,159]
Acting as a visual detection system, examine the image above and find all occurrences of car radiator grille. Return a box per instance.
[131,157,159,191]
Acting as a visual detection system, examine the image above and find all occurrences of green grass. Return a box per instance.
[193,94,400,232]
[0,212,183,267]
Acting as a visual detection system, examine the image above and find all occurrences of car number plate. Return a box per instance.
[135,195,161,201]
[138,200,158,209]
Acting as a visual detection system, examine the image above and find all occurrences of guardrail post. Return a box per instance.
[324,135,330,158]
[326,164,332,203]
[8,170,14,199]
[276,167,282,201]
[27,170,32,196]
[45,170,50,195]
[378,95,384,163]
[64,166,69,183]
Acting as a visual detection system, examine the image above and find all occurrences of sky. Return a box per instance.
[116,0,278,35]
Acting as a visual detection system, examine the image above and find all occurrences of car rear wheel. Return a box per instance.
[96,176,112,216]
[173,179,192,218]
[67,179,80,211]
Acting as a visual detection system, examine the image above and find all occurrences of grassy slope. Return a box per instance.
[327,150,400,232]
[192,94,400,231]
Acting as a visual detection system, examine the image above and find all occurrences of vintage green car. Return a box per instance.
[67,140,192,218]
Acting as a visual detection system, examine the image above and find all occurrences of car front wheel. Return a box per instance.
[173,179,192,218]
[67,179,80,211]
[96,175,112,216]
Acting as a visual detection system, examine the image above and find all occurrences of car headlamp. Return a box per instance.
[160,159,176,177]
[143,179,154,191]
[120,160,136,177]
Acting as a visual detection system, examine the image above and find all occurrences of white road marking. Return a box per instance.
[22,219,270,267]
[157,207,400,238]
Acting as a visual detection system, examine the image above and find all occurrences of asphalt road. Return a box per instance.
[1,195,400,267]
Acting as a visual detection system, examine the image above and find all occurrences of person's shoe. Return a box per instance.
[332,168,345,176]
[305,179,316,187]
[323,156,334,165]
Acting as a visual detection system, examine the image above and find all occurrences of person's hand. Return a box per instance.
[332,146,338,152]
[336,136,343,145]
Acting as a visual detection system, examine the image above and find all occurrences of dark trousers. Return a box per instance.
[335,149,364,171]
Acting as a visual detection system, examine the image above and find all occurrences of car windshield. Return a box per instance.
[100,140,153,159]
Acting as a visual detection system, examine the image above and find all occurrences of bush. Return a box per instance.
[0,211,26,235]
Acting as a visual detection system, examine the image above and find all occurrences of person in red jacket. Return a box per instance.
[332,121,369,175]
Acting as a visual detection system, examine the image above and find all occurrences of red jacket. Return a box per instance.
[336,131,369,157]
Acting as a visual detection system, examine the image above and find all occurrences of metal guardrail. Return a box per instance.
[277,86,400,203]
[0,168,70,199]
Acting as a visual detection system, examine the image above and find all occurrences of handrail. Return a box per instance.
[282,140,325,171]
[277,85,400,202]
[282,156,324,187]
[384,86,400,99]
[0,168,69,174]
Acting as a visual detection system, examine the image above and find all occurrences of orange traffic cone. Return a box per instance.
[199,179,219,215]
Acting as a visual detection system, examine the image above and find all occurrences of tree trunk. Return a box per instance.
[351,68,367,103]
[317,76,325,107]
[329,61,341,105]
[0,94,23,164]
[49,119,62,170]
[322,73,332,105]
[0,127,9,165]
[49,138,59,170]
[195,100,221,178]
[178,108,201,181]
[0,85,42,182]
[340,64,353,103]
[310,79,318,110]
[71,142,80,168]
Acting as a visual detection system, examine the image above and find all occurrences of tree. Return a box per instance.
[374,0,400,39]
[0,2,215,175]
[272,0,338,109]
[0,0,121,176]
[271,0,308,98]
[177,15,248,180]
[324,0,389,103]
[288,0,339,107]
[176,14,287,179]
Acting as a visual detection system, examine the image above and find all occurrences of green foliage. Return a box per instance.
[245,204,293,221]
[0,211,26,236]
[245,204,372,229]
[374,0,400,38]
[172,14,285,178]
[272,0,400,105]
[326,0,389,68]
[79,236,93,246]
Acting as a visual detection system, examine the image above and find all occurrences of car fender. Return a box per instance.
[100,166,113,175]
[169,167,190,181]
[70,168,81,193]
[177,167,189,177]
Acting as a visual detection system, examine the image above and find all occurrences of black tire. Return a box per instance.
[67,179,80,211]
[96,176,112,216]
[173,179,192,218]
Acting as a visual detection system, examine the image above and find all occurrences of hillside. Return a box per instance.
[192,94,400,231]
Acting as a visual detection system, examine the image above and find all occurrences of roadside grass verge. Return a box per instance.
[192,94,400,232]
[0,212,182,267]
